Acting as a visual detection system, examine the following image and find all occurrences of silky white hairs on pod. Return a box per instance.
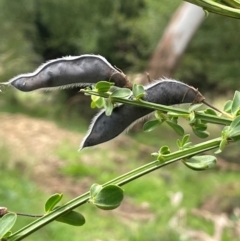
[2,54,130,92]
[80,78,204,149]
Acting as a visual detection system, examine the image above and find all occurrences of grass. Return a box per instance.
[1,92,240,240]
[54,134,240,240]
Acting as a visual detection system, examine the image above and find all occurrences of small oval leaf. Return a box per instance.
[195,124,207,132]
[95,97,105,108]
[228,115,240,137]
[189,103,203,111]
[182,134,190,146]
[143,119,161,132]
[111,88,132,98]
[192,128,209,138]
[45,193,63,213]
[0,213,17,239]
[90,183,103,198]
[56,211,85,226]
[159,145,171,155]
[189,112,196,123]
[231,91,240,115]
[182,155,216,171]
[132,84,145,99]
[93,185,124,210]
[223,100,232,114]
[166,121,184,136]
[204,108,217,116]
[104,99,114,116]
[96,81,114,92]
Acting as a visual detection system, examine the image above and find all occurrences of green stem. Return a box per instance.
[107,137,221,186]
[7,137,221,241]
[185,0,240,18]
[81,89,231,126]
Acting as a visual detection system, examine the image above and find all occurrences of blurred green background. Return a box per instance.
[1,0,240,240]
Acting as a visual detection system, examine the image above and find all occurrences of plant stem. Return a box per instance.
[7,137,221,241]
[185,0,240,18]
[81,89,232,126]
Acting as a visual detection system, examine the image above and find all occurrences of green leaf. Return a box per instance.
[215,138,228,154]
[195,123,207,131]
[170,116,178,124]
[104,99,114,116]
[223,100,232,114]
[95,97,105,108]
[90,101,96,109]
[155,111,166,121]
[231,91,240,115]
[177,139,181,148]
[182,155,216,171]
[143,119,161,132]
[90,183,103,198]
[177,134,192,150]
[204,109,217,116]
[189,111,196,123]
[159,145,171,155]
[132,84,145,99]
[110,88,132,98]
[166,120,184,136]
[189,103,203,111]
[96,81,114,92]
[0,213,17,239]
[56,211,85,226]
[228,115,240,137]
[229,115,240,129]
[91,96,105,109]
[3,231,12,238]
[192,128,209,138]
[182,134,190,146]
[92,185,124,210]
[45,193,63,213]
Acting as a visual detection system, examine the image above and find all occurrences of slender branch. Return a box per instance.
[185,0,240,19]
[7,137,222,241]
[81,89,232,126]
[15,213,43,218]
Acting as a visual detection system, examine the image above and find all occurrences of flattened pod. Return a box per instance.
[80,79,204,149]
[2,55,130,92]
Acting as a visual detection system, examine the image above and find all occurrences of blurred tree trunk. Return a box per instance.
[133,2,205,132]
[142,2,205,83]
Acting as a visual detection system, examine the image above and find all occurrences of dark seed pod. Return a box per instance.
[80,79,205,149]
[2,55,131,92]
